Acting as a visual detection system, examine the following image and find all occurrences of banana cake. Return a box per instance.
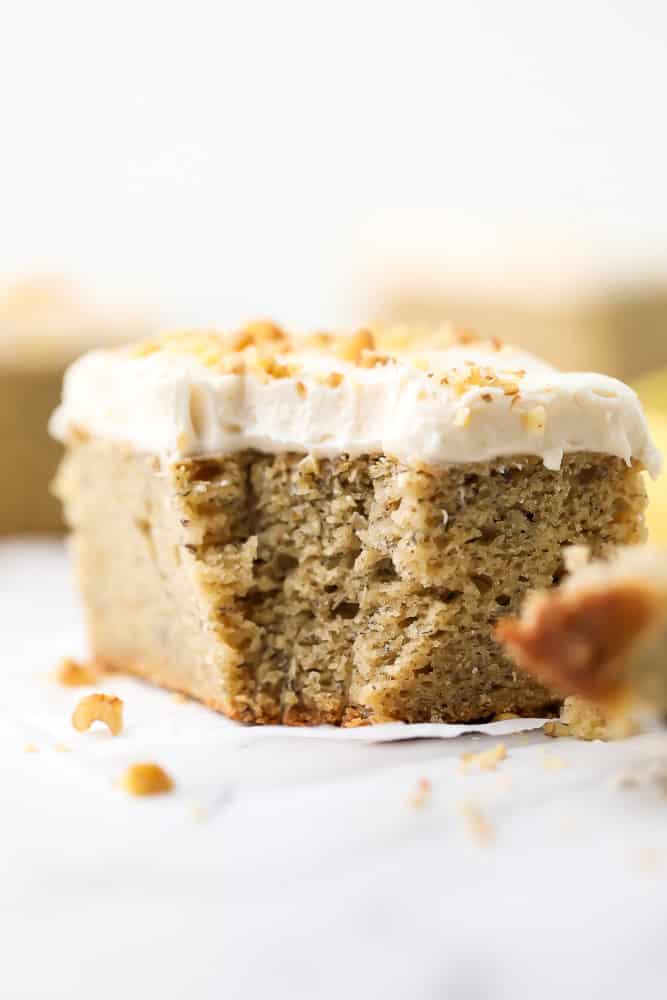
[49,324,660,725]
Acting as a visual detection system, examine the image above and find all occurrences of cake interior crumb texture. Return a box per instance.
[54,438,648,725]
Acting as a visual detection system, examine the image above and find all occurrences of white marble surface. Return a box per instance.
[2,538,667,1000]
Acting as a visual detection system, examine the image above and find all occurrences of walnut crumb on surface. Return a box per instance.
[409,777,432,808]
[55,658,99,686]
[72,693,124,736]
[544,696,638,742]
[461,742,507,772]
[461,801,494,844]
[120,762,174,796]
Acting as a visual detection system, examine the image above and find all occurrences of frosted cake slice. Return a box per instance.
[50,324,660,725]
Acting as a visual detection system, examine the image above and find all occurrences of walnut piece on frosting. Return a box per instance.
[125,322,518,390]
[72,693,124,736]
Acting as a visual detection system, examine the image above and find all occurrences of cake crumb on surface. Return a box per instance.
[461,742,507,772]
[616,757,667,796]
[460,801,494,844]
[542,752,567,771]
[120,762,174,796]
[72,693,124,736]
[544,695,638,742]
[54,657,99,686]
[24,743,39,753]
[409,777,432,808]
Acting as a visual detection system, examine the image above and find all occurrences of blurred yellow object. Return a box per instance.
[370,282,667,381]
[634,367,667,547]
[0,277,150,534]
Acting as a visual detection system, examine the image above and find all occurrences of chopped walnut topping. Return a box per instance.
[120,762,174,796]
[461,742,507,772]
[357,349,393,368]
[521,406,546,433]
[125,323,524,394]
[296,381,307,398]
[256,355,296,380]
[55,657,99,686]
[443,363,522,398]
[323,372,344,388]
[303,328,375,363]
[72,693,124,736]
[231,320,287,351]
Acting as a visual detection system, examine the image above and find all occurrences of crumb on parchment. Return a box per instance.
[544,696,638,742]
[460,742,507,772]
[460,801,494,845]
[120,762,174,796]
[542,752,567,771]
[72,693,124,736]
[409,777,432,808]
[55,658,99,686]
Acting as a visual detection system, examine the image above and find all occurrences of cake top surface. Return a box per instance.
[50,322,661,475]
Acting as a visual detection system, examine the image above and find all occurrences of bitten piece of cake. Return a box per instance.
[497,546,667,716]
[50,324,659,725]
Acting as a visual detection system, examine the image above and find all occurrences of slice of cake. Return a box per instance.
[50,324,660,725]
[496,546,667,717]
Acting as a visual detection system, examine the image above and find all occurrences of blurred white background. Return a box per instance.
[2,0,667,327]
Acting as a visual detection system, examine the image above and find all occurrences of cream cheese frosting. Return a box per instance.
[49,331,662,476]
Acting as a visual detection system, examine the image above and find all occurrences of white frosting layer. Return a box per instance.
[50,343,662,476]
